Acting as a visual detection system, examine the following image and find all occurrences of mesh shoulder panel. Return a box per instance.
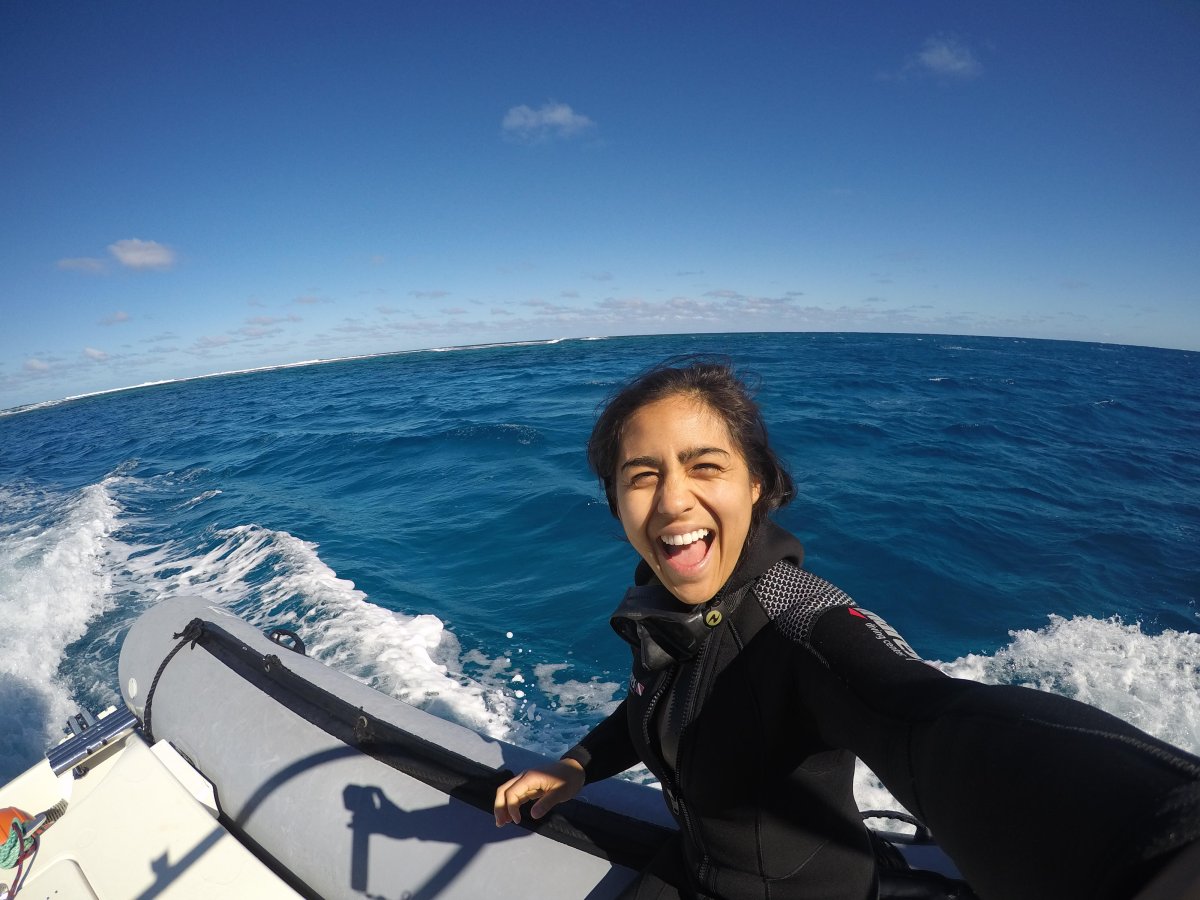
[755,560,856,644]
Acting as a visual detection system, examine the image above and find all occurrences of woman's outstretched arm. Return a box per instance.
[796,604,1200,900]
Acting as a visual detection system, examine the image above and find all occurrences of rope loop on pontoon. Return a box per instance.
[142,617,206,743]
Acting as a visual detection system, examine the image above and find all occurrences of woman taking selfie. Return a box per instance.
[494,359,1200,900]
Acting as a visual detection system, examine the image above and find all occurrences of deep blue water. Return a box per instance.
[2,332,1198,801]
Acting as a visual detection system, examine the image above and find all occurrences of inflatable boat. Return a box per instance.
[0,597,972,899]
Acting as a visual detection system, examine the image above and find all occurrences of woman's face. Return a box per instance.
[614,394,761,605]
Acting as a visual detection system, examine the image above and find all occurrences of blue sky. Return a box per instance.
[2,2,1197,409]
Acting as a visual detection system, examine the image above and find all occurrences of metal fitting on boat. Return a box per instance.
[46,706,140,777]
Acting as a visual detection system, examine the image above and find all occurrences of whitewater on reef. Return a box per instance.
[2,332,1197,821]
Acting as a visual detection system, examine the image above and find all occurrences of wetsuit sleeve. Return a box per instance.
[561,697,642,784]
[797,605,1200,900]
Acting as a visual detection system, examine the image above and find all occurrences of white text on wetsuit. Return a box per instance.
[854,608,921,660]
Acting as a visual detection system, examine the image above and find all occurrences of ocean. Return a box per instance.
[2,332,1198,814]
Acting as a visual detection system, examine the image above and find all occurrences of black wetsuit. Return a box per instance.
[563,522,1200,900]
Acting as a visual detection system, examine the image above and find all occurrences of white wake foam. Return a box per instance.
[120,524,522,738]
[116,520,624,754]
[0,479,125,776]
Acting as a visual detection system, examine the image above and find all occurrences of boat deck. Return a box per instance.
[1,723,302,900]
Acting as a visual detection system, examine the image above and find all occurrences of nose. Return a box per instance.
[656,470,694,517]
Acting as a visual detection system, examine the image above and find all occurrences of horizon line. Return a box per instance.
[4,329,1195,418]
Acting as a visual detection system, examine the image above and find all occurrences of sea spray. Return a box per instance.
[0,480,123,771]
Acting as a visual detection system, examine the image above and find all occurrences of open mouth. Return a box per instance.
[659,528,713,571]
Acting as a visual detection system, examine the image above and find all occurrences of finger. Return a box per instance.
[507,784,540,825]
[494,773,527,826]
[494,799,513,828]
[530,792,556,820]
[498,777,544,827]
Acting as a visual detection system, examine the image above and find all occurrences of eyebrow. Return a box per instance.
[619,446,731,472]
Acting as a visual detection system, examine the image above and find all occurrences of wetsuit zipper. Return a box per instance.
[641,667,675,785]
[641,662,704,874]
[673,624,728,891]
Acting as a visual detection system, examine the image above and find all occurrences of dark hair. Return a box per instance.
[587,356,794,528]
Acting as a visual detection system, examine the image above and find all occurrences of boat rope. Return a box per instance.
[142,618,205,744]
[1,801,67,899]
[0,815,28,871]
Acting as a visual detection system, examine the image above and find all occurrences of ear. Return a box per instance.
[751,478,762,505]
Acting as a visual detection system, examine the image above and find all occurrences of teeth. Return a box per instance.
[661,529,710,547]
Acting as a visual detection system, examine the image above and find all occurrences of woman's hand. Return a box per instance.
[493,758,586,827]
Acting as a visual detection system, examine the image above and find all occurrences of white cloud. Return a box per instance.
[238,325,280,339]
[83,347,109,361]
[108,238,177,270]
[24,358,50,373]
[598,297,655,314]
[100,311,131,326]
[246,314,301,326]
[502,102,595,142]
[524,298,576,315]
[57,257,107,273]
[913,35,982,79]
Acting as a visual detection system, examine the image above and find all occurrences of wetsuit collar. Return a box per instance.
[617,520,805,670]
[631,518,805,598]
